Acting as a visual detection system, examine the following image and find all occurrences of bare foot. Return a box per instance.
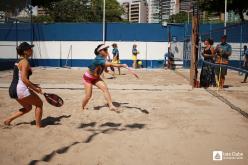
[36,125,42,128]
[4,120,11,126]
[109,106,121,113]
[82,107,88,111]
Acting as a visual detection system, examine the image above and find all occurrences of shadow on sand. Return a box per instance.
[28,121,145,165]
[16,115,71,127]
[94,102,149,114]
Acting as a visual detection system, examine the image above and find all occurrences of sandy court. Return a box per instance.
[0,67,247,165]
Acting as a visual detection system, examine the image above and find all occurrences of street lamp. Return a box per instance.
[103,0,106,43]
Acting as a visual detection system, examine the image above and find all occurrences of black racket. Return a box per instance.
[43,93,64,107]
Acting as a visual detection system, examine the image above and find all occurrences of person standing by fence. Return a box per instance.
[215,35,232,89]
[200,39,216,87]
[132,44,139,69]
[112,43,121,75]
[241,45,248,83]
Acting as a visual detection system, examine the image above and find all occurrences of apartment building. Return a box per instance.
[129,0,148,23]
[148,0,179,23]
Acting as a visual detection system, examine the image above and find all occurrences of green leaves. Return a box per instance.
[49,0,86,22]
[168,11,189,23]
[37,0,124,22]
[0,0,27,13]
[198,0,248,21]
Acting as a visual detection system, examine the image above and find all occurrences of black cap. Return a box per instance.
[17,42,34,52]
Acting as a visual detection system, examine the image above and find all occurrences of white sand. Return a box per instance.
[0,68,247,165]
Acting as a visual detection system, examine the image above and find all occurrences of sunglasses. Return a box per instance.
[103,48,108,52]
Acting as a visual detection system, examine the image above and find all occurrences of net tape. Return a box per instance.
[202,60,248,74]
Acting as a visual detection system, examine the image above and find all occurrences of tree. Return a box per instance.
[33,0,123,22]
[167,11,189,23]
[104,0,124,22]
[32,15,54,23]
[0,0,28,16]
[1,0,124,23]
[89,0,123,22]
[199,0,248,21]
[48,0,86,22]
[31,0,63,8]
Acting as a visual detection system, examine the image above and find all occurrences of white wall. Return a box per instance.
[0,41,18,59]
[0,41,168,60]
[2,40,246,61]
[1,41,246,61]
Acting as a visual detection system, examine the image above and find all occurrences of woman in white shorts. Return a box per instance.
[4,42,43,128]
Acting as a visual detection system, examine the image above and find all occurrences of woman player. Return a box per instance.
[82,44,128,111]
[4,42,43,128]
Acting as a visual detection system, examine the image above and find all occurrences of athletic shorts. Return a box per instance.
[9,82,31,99]
[17,85,31,99]
[82,71,100,85]
[112,59,120,64]
[132,55,137,61]
[215,65,227,76]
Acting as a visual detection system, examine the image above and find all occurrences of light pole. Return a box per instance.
[103,0,106,43]
[187,10,193,24]
[224,0,227,35]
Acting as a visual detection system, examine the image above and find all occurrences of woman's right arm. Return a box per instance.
[105,62,127,68]
[20,60,42,93]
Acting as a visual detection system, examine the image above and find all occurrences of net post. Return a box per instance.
[190,3,200,88]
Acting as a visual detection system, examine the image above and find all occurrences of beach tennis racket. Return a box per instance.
[43,93,64,107]
[125,67,139,79]
[31,83,64,107]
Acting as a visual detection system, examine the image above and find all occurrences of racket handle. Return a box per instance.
[33,83,40,87]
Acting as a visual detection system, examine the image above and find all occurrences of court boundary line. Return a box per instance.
[172,70,248,119]
[0,86,191,92]
[205,89,248,119]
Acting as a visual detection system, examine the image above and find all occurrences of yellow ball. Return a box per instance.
[138,61,142,65]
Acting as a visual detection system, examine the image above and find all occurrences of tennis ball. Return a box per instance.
[138,61,142,65]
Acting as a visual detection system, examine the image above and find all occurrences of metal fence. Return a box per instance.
[169,23,248,68]
[0,0,32,70]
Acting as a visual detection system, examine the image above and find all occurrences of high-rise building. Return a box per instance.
[121,2,130,21]
[37,7,48,16]
[148,0,160,23]
[0,11,5,23]
[179,0,192,12]
[160,0,178,22]
[147,0,179,23]
[129,0,148,23]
